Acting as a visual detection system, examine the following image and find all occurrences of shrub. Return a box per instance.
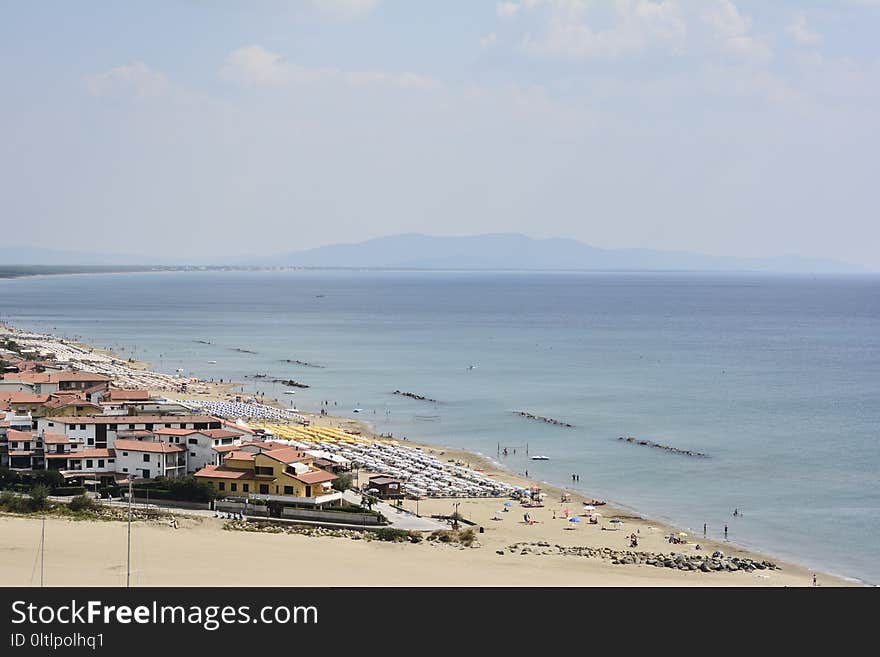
[0,467,17,490]
[68,495,97,513]
[53,486,86,497]
[28,484,51,511]
[135,476,216,502]
[0,490,26,512]
[372,528,412,542]
[331,473,352,492]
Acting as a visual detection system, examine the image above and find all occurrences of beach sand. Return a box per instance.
[0,507,848,587]
[0,324,855,586]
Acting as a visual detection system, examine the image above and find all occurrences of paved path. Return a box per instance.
[342,491,446,531]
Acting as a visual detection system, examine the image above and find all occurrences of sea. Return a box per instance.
[1,269,877,584]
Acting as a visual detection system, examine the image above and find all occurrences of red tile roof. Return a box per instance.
[261,447,310,465]
[201,429,243,439]
[107,389,150,401]
[293,470,337,485]
[42,432,70,444]
[193,465,252,480]
[154,428,198,436]
[7,429,33,441]
[114,439,186,454]
[48,415,217,425]
[224,451,255,462]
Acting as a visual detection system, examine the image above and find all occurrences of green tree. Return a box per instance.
[331,472,352,492]
[29,484,51,511]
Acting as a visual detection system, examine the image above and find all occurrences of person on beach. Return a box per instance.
[703,523,707,537]
[724,524,729,540]
[813,573,817,586]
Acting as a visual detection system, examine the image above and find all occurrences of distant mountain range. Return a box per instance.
[2,234,867,273]
[255,233,865,273]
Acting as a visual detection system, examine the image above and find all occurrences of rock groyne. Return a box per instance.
[617,436,708,458]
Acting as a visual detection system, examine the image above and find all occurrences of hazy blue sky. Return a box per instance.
[2,1,879,267]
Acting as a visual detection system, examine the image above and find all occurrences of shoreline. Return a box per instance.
[0,321,862,586]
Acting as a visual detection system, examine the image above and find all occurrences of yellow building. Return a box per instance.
[194,446,337,502]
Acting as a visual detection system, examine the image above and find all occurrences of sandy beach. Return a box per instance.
[0,324,857,586]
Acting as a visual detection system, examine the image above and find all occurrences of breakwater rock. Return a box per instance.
[504,542,779,573]
[516,411,574,428]
[394,390,439,403]
[618,436,708,458]
[283,359,325,369]
[277,379,309,389]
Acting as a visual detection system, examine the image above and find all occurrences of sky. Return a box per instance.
[1,1,879,268]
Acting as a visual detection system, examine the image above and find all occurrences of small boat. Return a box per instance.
[207,360,217,364]
[283,390,297,395]
[531,455,549,461]
[352,408,363,413]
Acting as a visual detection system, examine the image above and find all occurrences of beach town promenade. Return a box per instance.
[0,325,853,587]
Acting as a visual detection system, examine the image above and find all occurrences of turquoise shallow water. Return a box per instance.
[1,270,878,583]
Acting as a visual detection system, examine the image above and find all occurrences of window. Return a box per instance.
[122,467,128,473]
[283,486,294,495]
[231,483,237,492]
[259,485,268,494]
[86,460,93,468]
[108,459,114,464]
[243,484,249,492]
[142,454,150,462]
[109,424,117,431]
[122,452,128,457]
[218,482,225,491]
[188,438,198,445]
[255,466,273,476]
[190,452,195,457]
[87,438,94,446]
[98,460,104,468]
[145,424,153,430]
[195,423,206,430]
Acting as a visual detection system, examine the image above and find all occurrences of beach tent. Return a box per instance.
[568,517,580,523]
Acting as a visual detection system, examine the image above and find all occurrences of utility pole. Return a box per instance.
[126,477,132,588]
[40,517,45,587]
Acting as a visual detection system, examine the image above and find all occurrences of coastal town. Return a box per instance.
[0,325,849,587]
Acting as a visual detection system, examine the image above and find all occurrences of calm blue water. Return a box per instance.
[1,270,878,583]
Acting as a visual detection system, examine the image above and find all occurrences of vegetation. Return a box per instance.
[427,528,477,547]
[331,472,352,492]
[370,528,422,543]
[68,494,97,513]
[133,476,217,503]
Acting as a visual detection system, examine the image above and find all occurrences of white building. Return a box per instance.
[36,415,223,450]
[114,438,187,480]
[153,428,244,474]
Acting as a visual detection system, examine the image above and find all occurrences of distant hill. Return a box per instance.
[2,235,866,273]
[259,233,865,273]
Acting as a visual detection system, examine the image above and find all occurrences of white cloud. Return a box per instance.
[219,45,292,86]
[786,13,822,46]
[85,62,169,99]
[480,32,500,49]
[497,2,521,19]
[503,1,771,64]
[308,0,380,19]
[520,0,687,59]
[700,0,772,63]
[220,45,441,92]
